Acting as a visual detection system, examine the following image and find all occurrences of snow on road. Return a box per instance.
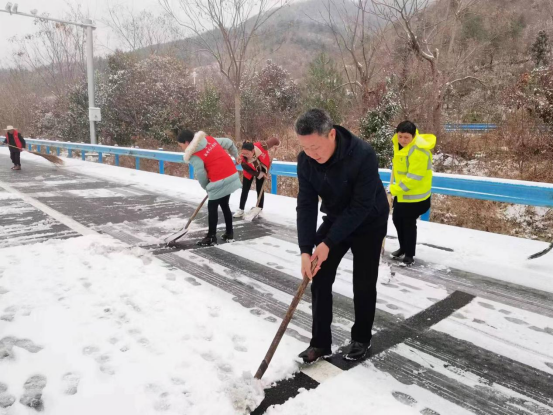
[1,148,553,415]
[10,149,550,294]
[0,235,302,414]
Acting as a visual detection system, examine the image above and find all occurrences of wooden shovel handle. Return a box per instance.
[185,195,208,230]
[254,259,318,380]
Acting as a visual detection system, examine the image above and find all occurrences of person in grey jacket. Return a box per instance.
[178,130,241,246]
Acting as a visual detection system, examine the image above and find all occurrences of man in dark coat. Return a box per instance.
[3,125,26,170]
[295,109,389,363]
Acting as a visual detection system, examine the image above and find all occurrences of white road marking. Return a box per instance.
[0,179,98,237]
[301,359,344,383]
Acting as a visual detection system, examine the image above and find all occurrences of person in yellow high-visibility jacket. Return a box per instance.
[389,121,436,266]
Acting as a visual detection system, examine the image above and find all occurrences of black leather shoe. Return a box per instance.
[390,249,404,259]
[197,234,217,246]
[341,341,371,361]
[401,256,415,266]
[298,346,332,363]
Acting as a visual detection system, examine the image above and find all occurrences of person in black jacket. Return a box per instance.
[295,109,389,363]
[2,126,26,170]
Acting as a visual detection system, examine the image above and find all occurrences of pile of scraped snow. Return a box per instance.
[0,234,305,415]
[5,148,553,294]
[266,362,472,415]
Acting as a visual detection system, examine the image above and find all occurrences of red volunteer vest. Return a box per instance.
[242,142,271,180]
[9,130,23,149]
[194,136,237,182]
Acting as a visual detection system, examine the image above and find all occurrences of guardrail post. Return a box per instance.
[421,208,431,221]
[271,174,278,194]
[136,157,140,170]
[28,144,32,151]
[115,154,119,166]
[37,145,41,153]
[189,164,194,179]
[46,147,50,155]
[82,151,86,161]
[56,147,61,156]
[158,148,165,174]
[98,152,103,163]
[68,149,73,158]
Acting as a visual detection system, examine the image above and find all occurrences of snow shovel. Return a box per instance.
[528,242,553,260]
[4,143,64,166]
[244,181,265,222]
[254,258,318,380]
[163,195,208,245]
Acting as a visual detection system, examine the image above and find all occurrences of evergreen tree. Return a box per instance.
[303,53,346,124]
[359,80,401,168]
[531,30,550,67]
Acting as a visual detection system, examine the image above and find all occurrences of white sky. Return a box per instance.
[0,0,165,63]
[0,0,303,65]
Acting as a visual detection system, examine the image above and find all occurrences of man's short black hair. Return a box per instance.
[242,142,254,151]
[396,121,417,136]
[294,109,334,136]
[177,129,195,143]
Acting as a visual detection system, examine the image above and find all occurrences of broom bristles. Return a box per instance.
[29,151,65,166]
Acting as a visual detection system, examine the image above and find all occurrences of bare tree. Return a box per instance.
[320,0,388,106]
[373,0,483,132]
[159,0,289,141]
[103,5,181,55]
[10,8,87,99]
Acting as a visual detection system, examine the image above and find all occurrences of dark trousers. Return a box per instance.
[310,222,387,349]
[392,197,431,257]
[207,195,233,236]
[9,149,21,166]
[239,176,264,210]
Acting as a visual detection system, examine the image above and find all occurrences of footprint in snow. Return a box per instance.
[82,345,100,356]
[499,309,512,315]
[386,304,400,310]
[0,393,16,409]
[264,316,277,323]
[391,391,417,407]
[20,375,47,411]
[0,287,8,295]
[250,309,265,316]
[505,317,528,325]
[62,372,80,395]
[185,277,201,286]
[478,302,495,310]
[420,409,441,415]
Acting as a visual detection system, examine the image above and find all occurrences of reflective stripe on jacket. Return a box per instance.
[390,130,436,203]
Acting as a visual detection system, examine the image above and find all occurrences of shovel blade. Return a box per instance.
[244,207,262,222]
[164,228,189,245]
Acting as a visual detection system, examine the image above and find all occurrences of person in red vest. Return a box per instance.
[2,125,26,170]
[234,137,280,218]
[177,129,241,246]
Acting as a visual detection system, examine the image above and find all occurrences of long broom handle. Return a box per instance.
[254,178,265,208]
[381,171,394,256]
[185,195,208,230]
[3,143,26,151]
[254,259,318,380]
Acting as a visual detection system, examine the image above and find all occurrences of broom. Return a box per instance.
[254,258,318,380]
[4,143,64,166]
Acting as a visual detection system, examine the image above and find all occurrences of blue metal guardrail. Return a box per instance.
[19,138,553,222]
[444,123,497,132]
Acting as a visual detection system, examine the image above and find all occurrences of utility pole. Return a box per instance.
[1,3,100,144]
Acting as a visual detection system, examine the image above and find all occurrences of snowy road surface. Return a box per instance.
[0,151,552,415]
